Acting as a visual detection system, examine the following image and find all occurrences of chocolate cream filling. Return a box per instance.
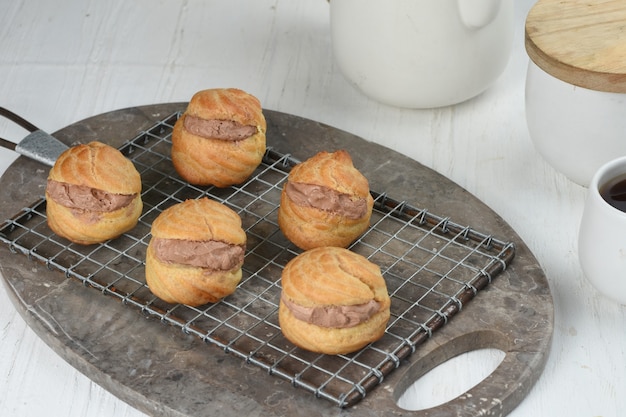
[281,294,381,329]
[285,182,368,219]
[152,237,245,270]
[47,179,136,212]
[184,115,257,141]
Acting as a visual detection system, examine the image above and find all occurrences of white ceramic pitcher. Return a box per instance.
[329,0,514,108]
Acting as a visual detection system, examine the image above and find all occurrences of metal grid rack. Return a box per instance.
[0,112,515,408]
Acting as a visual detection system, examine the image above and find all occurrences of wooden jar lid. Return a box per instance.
[525,0,626,93]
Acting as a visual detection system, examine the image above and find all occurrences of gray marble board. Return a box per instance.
[0,103,553,417]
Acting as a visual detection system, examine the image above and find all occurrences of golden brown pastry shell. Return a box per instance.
[287,150,370,196]
[145,198,246,306]
[279,247,391,355]
[278,150,374,250]
[281,246,388,307]
[185,88,267,130]
[47,141,141,195]
[150,198,246,244]
[45,141,142,245]
[171,88,267,187]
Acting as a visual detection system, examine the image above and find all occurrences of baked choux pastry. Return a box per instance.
[145,197,246,306]
[45,141,142,245]
[171,88,267,187]
[278,150,374,250]
[279,247,390,355]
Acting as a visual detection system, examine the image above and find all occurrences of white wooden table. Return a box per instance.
[0,1,623,416]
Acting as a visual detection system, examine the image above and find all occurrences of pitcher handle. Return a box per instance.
[457,0,503,30]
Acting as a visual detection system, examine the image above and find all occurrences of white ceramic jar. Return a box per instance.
[524,0,626,187]
[329,0,514,109]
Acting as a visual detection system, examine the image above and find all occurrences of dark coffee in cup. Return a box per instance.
[600,173,626,212]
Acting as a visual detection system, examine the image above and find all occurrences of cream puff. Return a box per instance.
[277,150,374,250]
[171,88,267,187]
[145,197,246,306]
[45,141,143,245]
[279,246,390,355]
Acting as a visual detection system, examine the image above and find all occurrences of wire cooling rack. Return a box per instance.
[0,112,515,408]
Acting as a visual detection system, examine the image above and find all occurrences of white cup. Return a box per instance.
[578,156,626,304]
[329,0,514,108]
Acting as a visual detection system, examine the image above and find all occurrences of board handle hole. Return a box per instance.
[397,347,505,411]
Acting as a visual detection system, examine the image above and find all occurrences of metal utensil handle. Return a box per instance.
[0,106,68,166]
[0,106,39,133]
[0,106,38,151]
